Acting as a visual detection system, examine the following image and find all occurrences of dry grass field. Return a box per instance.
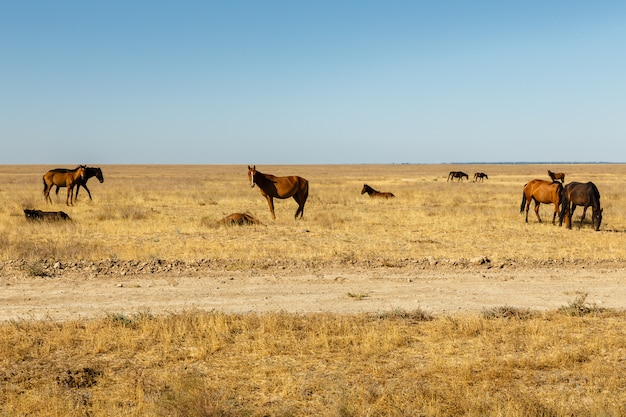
[1,163,625,416]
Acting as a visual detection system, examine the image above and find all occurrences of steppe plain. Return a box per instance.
[1,163,624,320]
[2,163,626,416]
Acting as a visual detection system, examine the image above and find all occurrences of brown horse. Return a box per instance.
[218,213,263,226]
[473,172,488,182]
[54,166,104,200]
[559,182,602,231]
[548,170,565,183]
[448,171,468,181]
[43,165,86,206]
[361,184,395,198]
[520,179,563,224]
[248,165,309,220]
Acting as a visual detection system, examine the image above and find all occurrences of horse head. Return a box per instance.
[361,184,369,195]
[592,208,603,231]
[78,165,87,180]
[95,168,104,183]
[247,165,256,188]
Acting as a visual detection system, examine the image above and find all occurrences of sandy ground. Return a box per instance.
[1,263,624,321]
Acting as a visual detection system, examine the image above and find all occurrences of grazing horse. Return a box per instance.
[43,165,86,206]
[248,165,309,220]
[55,166,104,200]
[548,170,565,183]
[361,184,395,199]
[473,172,488,182]
[559,182,602,231]
[448,171,469,182]
[24,209,71,221]
[520,179,563,224]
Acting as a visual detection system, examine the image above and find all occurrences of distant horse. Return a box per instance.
[43,165,86,206]
[559,182,602,231]
[473,172,488,182]
[520,179,563,224]
[361,184,395,199]
[248,165,309,220]
[448,171,469,182]
[24,209,71,221]
[55,166,104,200]
[548,170,565,183]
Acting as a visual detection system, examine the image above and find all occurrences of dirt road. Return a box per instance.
[1,262,624,321]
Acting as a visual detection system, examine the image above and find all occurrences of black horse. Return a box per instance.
[448,171,469,182]
[55,166,104,200]
[559,182,602,231]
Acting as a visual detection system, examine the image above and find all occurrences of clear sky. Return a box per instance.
[2,1,625,165]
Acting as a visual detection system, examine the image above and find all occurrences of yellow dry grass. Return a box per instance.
[1,309,625,416]
[1,164,625,416]
[1,163,624,264]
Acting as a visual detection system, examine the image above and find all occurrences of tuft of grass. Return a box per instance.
[482,306,538,320]
[23,261,48,277]
[371,307,434,322]
[558,293,607,317]
[346,292,369,300]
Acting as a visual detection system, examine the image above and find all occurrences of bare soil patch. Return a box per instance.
[2,260,624,321]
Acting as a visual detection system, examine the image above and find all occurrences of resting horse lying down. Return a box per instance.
[24,209,71,221]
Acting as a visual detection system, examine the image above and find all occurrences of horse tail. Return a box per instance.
[520,184,528,213]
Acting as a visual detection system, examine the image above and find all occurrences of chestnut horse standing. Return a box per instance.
[43,165,86,206]
[361,184,395,199]
[54,166,104,200]
[248,165,309,220]
[559,182,602,231]
[520,179,563,224]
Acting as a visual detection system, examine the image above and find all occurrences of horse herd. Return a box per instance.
[521,172,602,231]
[447,171,488,182]
[28,165,602,231]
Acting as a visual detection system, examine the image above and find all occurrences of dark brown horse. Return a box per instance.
[43,165,86,206]
[548,170,565,183]
[54,166,104,200]
[520,179,563,224]
[248,165,309,220]
[361,184,395,198]
[448,171,468,181]
[24,209,71,221]
[559,182,602,231]
[473,172,488,182]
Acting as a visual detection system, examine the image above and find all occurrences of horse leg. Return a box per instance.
[265,196,276,219]
[533,200,542,223]
[43,181,53,204]
[66,186,73,206]
[293,193,306,219]
[83,184,93,200]
[552,201,559,224]
[580,205,588,227]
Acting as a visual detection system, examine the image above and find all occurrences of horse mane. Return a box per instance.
[363,184,377,193]
[589,182,601,207]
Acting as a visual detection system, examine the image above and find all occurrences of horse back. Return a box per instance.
[525,179,561,202]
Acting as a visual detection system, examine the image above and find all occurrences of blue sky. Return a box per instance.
[2,1,625,164]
